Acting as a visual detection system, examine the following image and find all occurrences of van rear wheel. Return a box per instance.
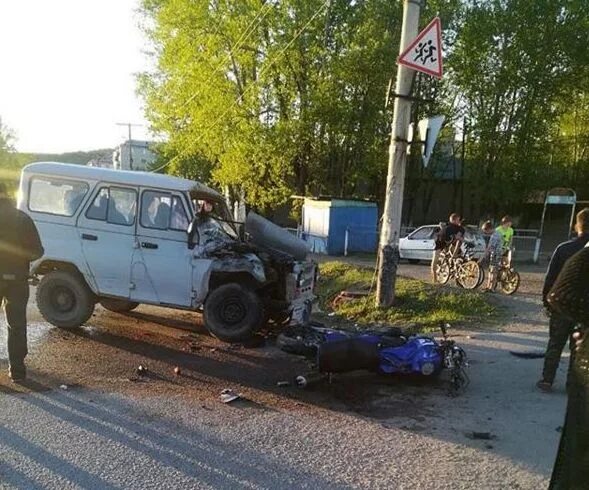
[36,271,95,329]
[100,298,139,313]
[204,283,263,343]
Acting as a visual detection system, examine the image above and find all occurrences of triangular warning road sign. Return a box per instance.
[397,17,443,79]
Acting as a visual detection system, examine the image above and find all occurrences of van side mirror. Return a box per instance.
[187,219,199,250]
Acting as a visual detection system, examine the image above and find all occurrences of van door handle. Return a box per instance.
[82,234,98,241]
[141,242,158,250]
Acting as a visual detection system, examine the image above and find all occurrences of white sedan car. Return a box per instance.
[399,225,487,263]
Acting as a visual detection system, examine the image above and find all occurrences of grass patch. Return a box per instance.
[316,261,496,332]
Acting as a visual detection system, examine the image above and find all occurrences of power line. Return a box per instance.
[151,0,331,174]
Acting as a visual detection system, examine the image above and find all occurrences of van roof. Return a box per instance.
[22,162,223,199]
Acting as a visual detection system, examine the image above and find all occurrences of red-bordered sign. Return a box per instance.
[397,17,443,79]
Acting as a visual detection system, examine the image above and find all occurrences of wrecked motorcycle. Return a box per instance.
[277,322,469,395]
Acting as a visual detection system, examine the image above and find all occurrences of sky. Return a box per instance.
[0,0,153,153]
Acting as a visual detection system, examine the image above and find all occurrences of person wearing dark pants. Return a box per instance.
[542,313,576,387]
[547,243,589,489]
[0,183,44,382]
[537,208,589,392]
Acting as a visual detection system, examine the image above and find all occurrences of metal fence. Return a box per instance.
[291,222,542,262]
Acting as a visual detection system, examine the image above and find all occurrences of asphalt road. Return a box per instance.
[0,262,566,489]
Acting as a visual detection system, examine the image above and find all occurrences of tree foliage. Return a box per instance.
[139,0,589,219]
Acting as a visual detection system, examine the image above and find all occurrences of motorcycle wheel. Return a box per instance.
[500,270,520,295]
[457,261,481,290]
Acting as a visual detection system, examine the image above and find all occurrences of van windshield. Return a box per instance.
[191,197,238,242]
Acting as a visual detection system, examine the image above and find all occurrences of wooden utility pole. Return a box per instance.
[376,0,421,307]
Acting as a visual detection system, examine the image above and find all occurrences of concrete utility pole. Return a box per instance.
[376,0,421,307]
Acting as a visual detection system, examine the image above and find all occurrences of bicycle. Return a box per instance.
[434,242,482,290]
[478,248,520,295]
[496,249,520,295]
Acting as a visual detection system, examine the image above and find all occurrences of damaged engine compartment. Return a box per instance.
[188,204,317,342]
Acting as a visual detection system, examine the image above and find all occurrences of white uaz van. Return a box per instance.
[18,162,316,342]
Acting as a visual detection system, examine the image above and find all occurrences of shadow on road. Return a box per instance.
[0,379,337,489]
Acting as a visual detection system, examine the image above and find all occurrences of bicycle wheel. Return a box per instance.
[436,261,451,285]
[476,266,485,288]
[500,270,520,295]
[457,261,481,290]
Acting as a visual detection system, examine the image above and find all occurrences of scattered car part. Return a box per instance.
[220,389,241,403]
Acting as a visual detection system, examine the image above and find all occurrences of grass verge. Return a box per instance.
[316,261,496,332]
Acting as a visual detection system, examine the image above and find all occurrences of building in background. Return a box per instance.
[113,140,156,171]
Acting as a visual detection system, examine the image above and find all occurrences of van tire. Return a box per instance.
[100,298,139,313]
[36,271,95,329]
[204,283,263,343]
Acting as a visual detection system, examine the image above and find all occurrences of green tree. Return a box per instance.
[449,0,589,216]
[139,0,407,210]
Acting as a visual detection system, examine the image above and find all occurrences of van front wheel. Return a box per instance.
[36,271,95,329]
[204,283,263,343]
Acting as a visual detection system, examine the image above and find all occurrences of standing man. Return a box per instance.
[537,208,589,392]
[0,183,44,382]
[432,213,464,283]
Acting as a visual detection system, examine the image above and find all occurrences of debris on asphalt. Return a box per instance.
[276,381,290,387]
[59,384,68,390]
[137,364,148,375]
[467,431,496,440]
[295,373,329,388]
[556,426,563,433]
[509,350,545,359]
[220,389,241,404]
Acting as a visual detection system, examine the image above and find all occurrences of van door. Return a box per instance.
[130,189,193,307]
[78,186,137,298]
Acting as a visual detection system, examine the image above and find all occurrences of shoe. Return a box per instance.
[9,365,26,383]
[536,380,552,393]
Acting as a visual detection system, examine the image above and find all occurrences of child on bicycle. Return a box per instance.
[481,221,503,291]
[496,216,514,248]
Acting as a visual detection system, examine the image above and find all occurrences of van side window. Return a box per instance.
[86,187,137,226]
[28,177,88,217]
[141,191,188,231]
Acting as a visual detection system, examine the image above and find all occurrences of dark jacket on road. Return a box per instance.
[543,234,589,303]
[0,200,44,281]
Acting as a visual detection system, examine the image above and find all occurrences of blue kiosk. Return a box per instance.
[302,198,378,255]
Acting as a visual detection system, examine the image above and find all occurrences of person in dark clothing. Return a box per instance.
[537,208,589,392]
[431,213,465,282]
[0,183,44,382]
[547,243,589,489]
